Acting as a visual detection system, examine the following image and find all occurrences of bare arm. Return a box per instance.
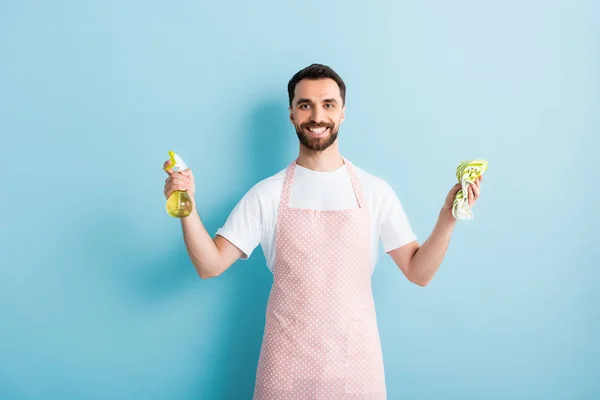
[389,176,483,286]
[180,201,243,279]
[164,164,243,279]
[388,210,456,286]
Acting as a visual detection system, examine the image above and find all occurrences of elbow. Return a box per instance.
[198,271,219,279]
[413,279,430,287]
[404,263,434,287]
[194,262,223,280]
[409,274,432,287]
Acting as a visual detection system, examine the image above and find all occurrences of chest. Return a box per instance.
[288,174,360,210]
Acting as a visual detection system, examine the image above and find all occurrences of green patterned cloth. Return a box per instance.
[452,159,488,220]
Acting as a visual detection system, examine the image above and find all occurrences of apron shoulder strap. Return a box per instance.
[343,158,367,209]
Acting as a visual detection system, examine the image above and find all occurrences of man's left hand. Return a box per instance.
[441,175,483,217]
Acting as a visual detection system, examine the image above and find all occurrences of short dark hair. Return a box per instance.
[287,63,346,107]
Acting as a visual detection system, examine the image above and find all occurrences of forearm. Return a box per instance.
[180,201,223,278]
[408,209,457,286]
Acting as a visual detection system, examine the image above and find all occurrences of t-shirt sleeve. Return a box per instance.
[215,184,263,260]
[378,181,418,253]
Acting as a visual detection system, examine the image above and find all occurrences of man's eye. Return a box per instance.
[300,104,310,109]
[325,104,334,108]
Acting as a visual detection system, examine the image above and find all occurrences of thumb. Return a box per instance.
[447,183,462,200]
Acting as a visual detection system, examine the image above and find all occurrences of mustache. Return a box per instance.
[300,121,335,129]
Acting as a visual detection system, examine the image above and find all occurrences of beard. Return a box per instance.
[295,121,339,152]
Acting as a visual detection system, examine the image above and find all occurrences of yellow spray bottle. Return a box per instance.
[164,150,193,218]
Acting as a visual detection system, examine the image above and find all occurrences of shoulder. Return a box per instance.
[242,167,286,202]
[349,162,396,197]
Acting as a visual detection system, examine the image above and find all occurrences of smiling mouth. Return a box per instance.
[305,126,330,137]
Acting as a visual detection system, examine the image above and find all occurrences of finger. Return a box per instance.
[182,170,194,182]
[468,185,475,206]
[170,175,189,184]
[472,182,480,198]
[166,172,190,185]
[165,188,181,199]
[163,160,174,175]
[168,180,190,191]
[165,184,187,197]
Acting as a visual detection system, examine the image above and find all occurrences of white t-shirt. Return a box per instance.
[216,161,418,272]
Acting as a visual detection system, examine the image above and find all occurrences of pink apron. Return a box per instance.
[253,158,387,399]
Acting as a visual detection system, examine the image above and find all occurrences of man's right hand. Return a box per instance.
[163,160,196,200]
[162,160,244,278]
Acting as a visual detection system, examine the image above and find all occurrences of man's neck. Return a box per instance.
[296,142,344,172]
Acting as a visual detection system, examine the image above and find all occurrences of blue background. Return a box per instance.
[1,0,599,399]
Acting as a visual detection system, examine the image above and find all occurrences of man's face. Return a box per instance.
[290,78,345,152]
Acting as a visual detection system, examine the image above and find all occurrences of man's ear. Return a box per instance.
[340,105,346,125]
[289,107,294,124]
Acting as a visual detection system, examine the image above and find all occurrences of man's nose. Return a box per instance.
[310,107,324,123]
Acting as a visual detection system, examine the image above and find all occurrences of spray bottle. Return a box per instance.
[164,150,193,218]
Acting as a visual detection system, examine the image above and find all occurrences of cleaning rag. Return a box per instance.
[452,159,488,220]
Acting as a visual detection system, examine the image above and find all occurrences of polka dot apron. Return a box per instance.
[253,158,387,399]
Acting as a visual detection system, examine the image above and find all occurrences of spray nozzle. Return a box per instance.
[164,150,188,173]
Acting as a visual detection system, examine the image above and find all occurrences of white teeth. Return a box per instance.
[309,127,327,133]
